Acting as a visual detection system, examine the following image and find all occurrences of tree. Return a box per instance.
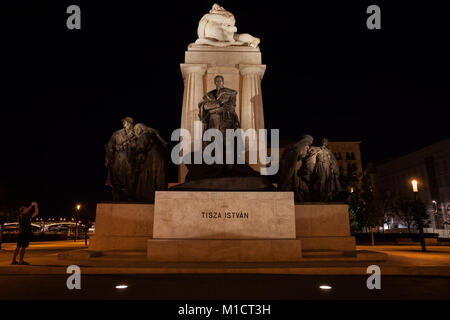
[394,198,430,234]
[348,192,362,233]
[336,163,360,202]
[346,171,385,234]
[337,163,363,232]
[359,172,385,229]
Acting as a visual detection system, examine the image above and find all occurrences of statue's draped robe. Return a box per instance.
[198,87,240,136]
[312,147,342,201]
[135,129,168,202]
[278,140,342,202]
[105,129,137,200]
[278,138,312,201]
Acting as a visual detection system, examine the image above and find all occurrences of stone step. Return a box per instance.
[100,250,147,257]
[302,250,344,257]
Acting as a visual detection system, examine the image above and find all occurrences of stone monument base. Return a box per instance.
[89,203,154,251]
[89,198,356,259]
[147,239,302,262]
[295,204,355,255]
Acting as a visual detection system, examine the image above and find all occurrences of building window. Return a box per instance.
[345,152,355,160]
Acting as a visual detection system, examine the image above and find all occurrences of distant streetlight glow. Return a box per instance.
[319,285,332,290]
[115,284,128,289]
[76,204,81,211]
[411,179,418,193]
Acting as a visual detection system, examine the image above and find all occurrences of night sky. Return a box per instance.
[1,1,449,217]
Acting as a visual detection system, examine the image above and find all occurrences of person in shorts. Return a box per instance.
[11,201,39,265]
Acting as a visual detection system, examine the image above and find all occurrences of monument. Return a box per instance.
[66,4,356,262]
[179,3,266,182]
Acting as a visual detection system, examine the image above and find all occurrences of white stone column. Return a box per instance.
[180,64,207,136]
[239,64,267,172]
[239,64,266,133]
[179,64,207,182]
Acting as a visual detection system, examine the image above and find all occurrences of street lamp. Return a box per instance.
[432,200,437,234]
[411,179,418,193]
[74,204,81,242]
[411,179,426,252]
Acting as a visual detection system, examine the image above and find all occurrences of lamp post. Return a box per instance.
[432,200,437,234]
[74,204,81,242]
[411,179,426,252]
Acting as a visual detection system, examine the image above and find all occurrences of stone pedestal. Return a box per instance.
[295,204,356,254]
[89,198,355,259]
[179,45,267,182]
[153,191,295,239]
[89,203,154,251]
[147,191,302,262]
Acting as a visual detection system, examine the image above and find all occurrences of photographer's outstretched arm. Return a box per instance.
[32,202,39,218]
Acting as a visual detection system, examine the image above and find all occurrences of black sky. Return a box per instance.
[1,1,449,217]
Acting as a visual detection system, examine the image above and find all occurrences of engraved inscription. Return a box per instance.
[201,211,249,219]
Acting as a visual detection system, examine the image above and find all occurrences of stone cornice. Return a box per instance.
[180,64,208,79]
[239,64,266,79]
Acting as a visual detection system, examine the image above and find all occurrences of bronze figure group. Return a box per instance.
[105,117,168,203]
[279,135,342,202]
[104,76,342,203]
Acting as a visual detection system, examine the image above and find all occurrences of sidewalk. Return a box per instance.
[0,241,449,276]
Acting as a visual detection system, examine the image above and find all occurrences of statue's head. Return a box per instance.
[214,75,224,89]
[18,206,27,214]
[210,3,226,14]
[302,134,314,145]
[134,123,147,137]
[212,3,222,10]
[321,138,329,147]
[121,116,134,131]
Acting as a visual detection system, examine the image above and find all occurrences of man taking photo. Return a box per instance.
[11,201,39,265]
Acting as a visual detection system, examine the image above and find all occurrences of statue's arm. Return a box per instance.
[148,129,168,149]
[105,134,116,167]
[229,91,237,108]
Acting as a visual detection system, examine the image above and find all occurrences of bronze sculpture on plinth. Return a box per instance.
[279,136,342,202]
[198,75,240,137]
[171,75,274,191]
[105,117,168,202]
